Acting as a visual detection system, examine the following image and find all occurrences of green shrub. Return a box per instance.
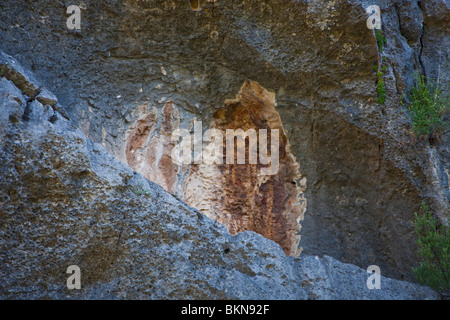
[412,202,450,292]
[408,74,448,138]
[131,182,150,196]
[376,71,386,104]
[372,63,378,73]
[373,29,387,104]
[375,29,387,52]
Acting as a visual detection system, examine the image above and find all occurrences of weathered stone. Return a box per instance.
[0,51,41,98]
[0,71,440,300]
[395,1,423,48]
[184,81,306,257]
[22,100,53,123]
[419,0,450,82]
[0,0,448,283]
[123,102,181,195]
[36,87,58,107]
[0,78,25,124]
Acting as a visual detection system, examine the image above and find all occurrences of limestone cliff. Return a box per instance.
[0,0,449,294]
[0,55,439,299]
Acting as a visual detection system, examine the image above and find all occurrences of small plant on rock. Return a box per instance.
[131,182,150,196]
[412,202,450,293]
[375,29,387,52]
[376,71,386,104]
[373,29,387,104]
[407,74,448,142]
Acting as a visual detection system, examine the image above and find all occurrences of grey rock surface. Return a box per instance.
[0,62,440,300]
[0,0,448,283]
[0,51,41,98]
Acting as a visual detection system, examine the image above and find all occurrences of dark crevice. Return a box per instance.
[417,1,427,78]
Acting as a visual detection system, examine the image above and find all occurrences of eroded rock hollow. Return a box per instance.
[1,0,448,283]
[123,81,306,257]
[0,51,441,300]
[184,81,307,257]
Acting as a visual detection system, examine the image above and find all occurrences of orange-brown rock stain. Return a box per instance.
[123,82,306,256]
[184,81,306,257]
[124,102,180,194]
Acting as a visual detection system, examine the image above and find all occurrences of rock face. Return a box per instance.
[122,80,307,257]
[0,0,449,283]
[0,62,439,299]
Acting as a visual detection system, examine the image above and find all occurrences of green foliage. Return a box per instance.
[375,29,387,52]
[413,202,450,292]
[376,71,386,104]
[373,29,387,104]
[130,182,150,196]
[372,63,378,73]
[372,63,387,73]
[408,74,448,138]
